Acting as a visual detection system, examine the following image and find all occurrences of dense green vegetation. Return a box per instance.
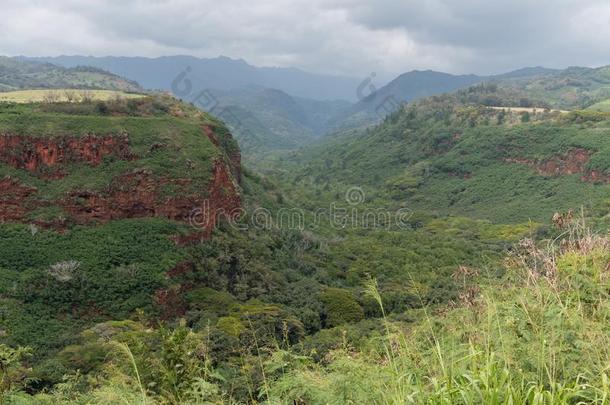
[0,68,609,404]
[2,215,607,403]
[281,85,610,223]
[496,66,610,109]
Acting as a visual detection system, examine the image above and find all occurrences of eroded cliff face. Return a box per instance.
[0,134,134,178]
[0,127,242,238]
[203,124,241,182]
[504,148,609,184]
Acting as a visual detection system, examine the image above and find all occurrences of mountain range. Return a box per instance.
[20,55,361,101]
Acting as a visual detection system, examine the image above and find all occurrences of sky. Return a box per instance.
[2,0,610,78]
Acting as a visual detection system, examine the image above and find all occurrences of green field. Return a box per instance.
[0,89,145,103]
[587,98,610,112]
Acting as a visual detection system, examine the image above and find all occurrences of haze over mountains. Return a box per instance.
[21,55,362,101]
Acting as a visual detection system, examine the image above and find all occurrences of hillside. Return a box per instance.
[331,65,610,132]
[0,64,608,404]
[281,85,610,223]
[0,96,244,373]
[494,65,610,109]
[0,57,142,92]
[332,70,483,129]
[0,93,538,403]
[266,220,610,403]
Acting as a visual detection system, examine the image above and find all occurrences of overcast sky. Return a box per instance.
[3,0,610,78]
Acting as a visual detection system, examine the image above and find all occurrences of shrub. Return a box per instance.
[320,288,364,327]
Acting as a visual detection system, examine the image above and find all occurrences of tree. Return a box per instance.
[0,344,31,397]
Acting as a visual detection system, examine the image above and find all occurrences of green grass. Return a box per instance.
[587,99,610,112]
[266,222,610,404]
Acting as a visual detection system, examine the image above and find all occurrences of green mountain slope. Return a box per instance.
[0,57,143,92]
[494,65,610,109]
[1,64,609,404]
[332,70,483,130]
[284,85,610,223]
[330,65,610,132]
[0,94,531,401]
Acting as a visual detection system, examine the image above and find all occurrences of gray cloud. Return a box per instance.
[1,0,610,78]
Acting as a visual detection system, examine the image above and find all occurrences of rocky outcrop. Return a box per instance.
[504,148,609,184]
[1,163,241,233]
[62,160,241,231]
[203,125,241,182]
[62,169,194,222]
[0,133,134,177]
[0,131,242,236]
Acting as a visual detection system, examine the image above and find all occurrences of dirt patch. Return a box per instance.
[0,177,37,222]
[504,148,609,184]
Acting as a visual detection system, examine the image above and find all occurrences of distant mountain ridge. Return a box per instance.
[20,55,361,101]
[331,70,484,129]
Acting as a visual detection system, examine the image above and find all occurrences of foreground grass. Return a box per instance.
[2,218,609,404]
[268,219,610,404]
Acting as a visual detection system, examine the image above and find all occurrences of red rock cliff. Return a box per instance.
[0,134,134,177]
[0,130,242,236]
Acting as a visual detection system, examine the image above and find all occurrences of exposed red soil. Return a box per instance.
[203,125,219,146]
[504,148,609,184]
[0,128,242,236]
[62,159,241,231]
[0,134,134,177]
[0,177,37,222]
[0,159,241,234]
[202,125,241,182]
[582,170,610,184]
